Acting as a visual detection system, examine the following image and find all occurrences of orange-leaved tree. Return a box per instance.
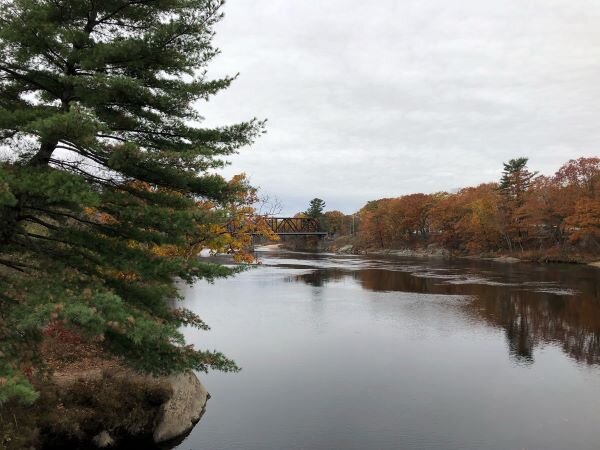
[151,174,279,263]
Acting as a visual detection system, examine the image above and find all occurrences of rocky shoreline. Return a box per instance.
[3,336,209,450]
[320,239,600,267]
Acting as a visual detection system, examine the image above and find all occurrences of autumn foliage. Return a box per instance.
[149,174,278,263]
[355,157,600,258]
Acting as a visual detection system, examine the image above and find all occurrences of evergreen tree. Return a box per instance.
[305,198,326,218]
[499,157,537,204]
[498,157,537,251]
[0,0,264,404]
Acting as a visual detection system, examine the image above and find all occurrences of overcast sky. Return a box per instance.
[200,0,600,215]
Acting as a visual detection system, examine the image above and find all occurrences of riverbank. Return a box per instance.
[3,335,208,450]
[318,236,600,266]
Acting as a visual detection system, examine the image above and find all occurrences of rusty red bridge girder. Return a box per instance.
[227,217,328,236]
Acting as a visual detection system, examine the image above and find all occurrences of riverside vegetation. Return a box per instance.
[303,157,600,262]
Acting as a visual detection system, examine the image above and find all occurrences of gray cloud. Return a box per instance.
[199,0,600,214]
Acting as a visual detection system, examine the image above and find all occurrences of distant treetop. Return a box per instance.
[306,198,326,218]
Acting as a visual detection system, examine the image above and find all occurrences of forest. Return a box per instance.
[317,157,600,260]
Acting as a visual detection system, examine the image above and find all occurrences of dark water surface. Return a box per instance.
[175,249,600,450]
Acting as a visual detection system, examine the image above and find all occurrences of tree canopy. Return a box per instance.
[0,0,264,404]
[356,157,600,256]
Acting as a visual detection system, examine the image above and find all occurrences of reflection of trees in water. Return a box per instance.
[358,269,446,294]
[469,288,600,366]
[298,267,600,366]
[292,269,349,287]
[504,293,535,364]
[477,290,537,365]
[359,268,600,365]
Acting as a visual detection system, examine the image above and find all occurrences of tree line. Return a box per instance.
[309,157,600,259]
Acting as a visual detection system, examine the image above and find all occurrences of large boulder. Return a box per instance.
[42,367,208,448]
[153,371,209,443]
[17,364,210,450]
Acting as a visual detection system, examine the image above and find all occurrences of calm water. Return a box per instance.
[174,248,600,450]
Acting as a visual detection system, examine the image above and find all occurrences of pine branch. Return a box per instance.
[0,64,61,98]
[20,215,59,231]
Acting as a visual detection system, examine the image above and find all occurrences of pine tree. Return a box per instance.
[498,157,537,251]
[0,0,264,404]
[305,198,326,218]
[499,157,537,204]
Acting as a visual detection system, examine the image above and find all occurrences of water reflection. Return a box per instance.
[291,268,348,287]
[288,259,600,366]
[470,286,600,366]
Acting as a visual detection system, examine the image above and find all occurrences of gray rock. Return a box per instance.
[153,371,209,443]
[493,256,521,263]
[92,431,114,448]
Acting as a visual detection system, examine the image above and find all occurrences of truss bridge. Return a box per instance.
[227,217,327,236]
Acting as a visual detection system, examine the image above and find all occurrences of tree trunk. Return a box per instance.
[28,139,58,167]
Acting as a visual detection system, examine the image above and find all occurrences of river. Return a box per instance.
[174,248,600,450]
